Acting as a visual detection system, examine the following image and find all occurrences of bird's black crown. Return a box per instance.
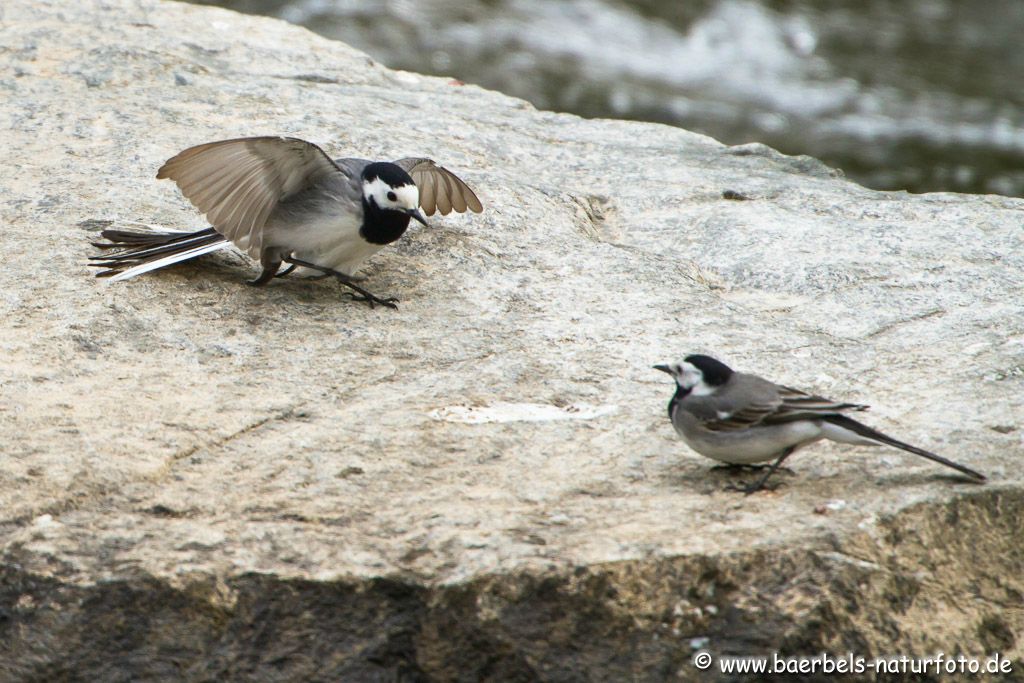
[362,162,414,188]
[684,354,734,386]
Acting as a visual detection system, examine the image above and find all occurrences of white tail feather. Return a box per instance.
[819,421,882,447]
[108,241,233,282]
[104,232,225,261]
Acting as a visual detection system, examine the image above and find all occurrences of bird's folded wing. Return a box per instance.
[761,386,869,425]
[393,158,483,216]
[699,400,782,432]
[157,137,342,256]
[700,386,868,432]
[776,385,867,411]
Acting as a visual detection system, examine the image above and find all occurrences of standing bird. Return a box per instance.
[654,354,986,494]
[89,136,483,308]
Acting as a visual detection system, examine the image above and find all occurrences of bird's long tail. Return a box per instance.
[89,227,231,281]
[823,415,986,481]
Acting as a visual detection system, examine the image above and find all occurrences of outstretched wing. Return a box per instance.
[698,381,868,433]
[157,137,343,256]
[393,158,483,216]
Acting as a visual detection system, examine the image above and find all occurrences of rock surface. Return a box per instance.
[1,1,1022,681]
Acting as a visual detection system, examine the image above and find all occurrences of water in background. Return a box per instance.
[193,0,1024,197]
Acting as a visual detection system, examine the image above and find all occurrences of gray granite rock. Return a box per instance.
[1,1,1021,681]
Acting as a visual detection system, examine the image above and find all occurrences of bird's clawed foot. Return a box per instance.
[282,257,398,310]
[343,290,399,309]
[713,463,793,494]
[720,447,797,495]
[711,463,768,473]
[330,274,398,309]
[724,480,784,495]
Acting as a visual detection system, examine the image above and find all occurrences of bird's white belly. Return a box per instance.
[676,420,825,464]
[293,234,383,277]
[273,214,381,276]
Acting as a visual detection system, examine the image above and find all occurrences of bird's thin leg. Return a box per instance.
[247,262,282,286]
[711,463,768,473]
[748,446,797,494]
[282,257,398,309]
[726,446,797,495]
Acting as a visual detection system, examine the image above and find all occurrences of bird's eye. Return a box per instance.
[387,191,397,202]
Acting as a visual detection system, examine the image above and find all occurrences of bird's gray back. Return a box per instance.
[268,162,363,232]
[333,157,371,177]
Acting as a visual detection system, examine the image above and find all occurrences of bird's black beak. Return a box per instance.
[407,208,428,226]
[653,364,673,375]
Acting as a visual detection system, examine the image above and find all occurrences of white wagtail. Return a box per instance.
[89,136,483,308]
[654,354,986,493]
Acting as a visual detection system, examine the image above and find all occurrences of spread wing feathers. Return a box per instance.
[393,158,483,216]
[700,385,869,433]
[156,137,343,256]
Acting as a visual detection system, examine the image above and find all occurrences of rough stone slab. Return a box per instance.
[0,1,1022,680]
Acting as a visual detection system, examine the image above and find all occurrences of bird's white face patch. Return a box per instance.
[678,361,715,396]
[363,177,420,212]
